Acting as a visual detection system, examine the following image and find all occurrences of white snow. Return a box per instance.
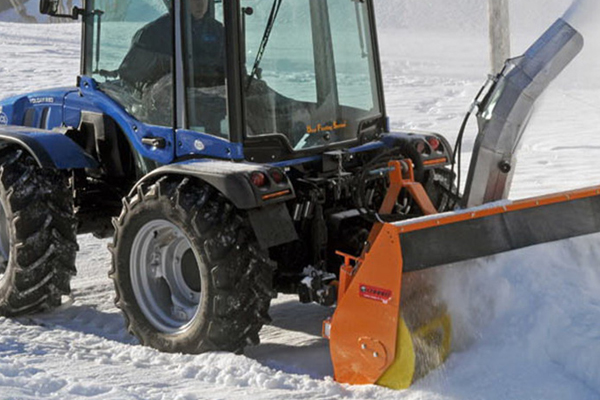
[1,1,600,399]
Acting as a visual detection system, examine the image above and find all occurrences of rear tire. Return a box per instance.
[0,148,77,316]
[110,176,275,353]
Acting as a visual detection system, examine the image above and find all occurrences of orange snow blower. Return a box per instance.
[325,160,600,388]
[324,18,596,389]
[323,159,452,389]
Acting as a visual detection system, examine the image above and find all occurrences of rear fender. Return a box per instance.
[133,159,298,248]
[0,125,98,169]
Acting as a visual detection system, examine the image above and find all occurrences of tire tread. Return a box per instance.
[112,176,274,353]
[0,149,77,316]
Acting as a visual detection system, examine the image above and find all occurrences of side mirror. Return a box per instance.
[39,0,83,19]
[39,0,60,16]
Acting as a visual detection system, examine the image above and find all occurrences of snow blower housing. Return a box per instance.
[0,0,591,390]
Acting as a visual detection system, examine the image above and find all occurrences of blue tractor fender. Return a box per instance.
[133,159,298,249]
[0,125,98,170]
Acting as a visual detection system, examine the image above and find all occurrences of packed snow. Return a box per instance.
[1,0,600,399]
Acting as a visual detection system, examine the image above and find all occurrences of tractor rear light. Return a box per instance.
[250,172,267,187]
[427,137,440,151]
[270,169,285,184]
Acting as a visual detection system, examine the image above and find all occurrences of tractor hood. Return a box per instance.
[0,87,77,130]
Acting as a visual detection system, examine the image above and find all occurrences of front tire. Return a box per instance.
[110,176,275,353]
[0,148,77,316]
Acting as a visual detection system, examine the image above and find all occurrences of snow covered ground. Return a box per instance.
[1,1,600,399]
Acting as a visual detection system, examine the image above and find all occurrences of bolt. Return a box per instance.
[373,352,379,358]
[361,343,367,350]
[150,264,161,278]
[498,160,511,173]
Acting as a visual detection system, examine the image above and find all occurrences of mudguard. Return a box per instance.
[134,159,298,248]
[0,125,98,169]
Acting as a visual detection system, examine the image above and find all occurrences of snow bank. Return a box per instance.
[432,233,600,399]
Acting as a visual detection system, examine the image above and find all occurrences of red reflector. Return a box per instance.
[250,172,267,187]
[270,169,285,184]
[427,137,440,151]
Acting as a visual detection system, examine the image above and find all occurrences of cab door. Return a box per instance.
[174,0,243,160]
[81,0,176,166]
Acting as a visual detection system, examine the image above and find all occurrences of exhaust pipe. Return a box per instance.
[462,18,584,208]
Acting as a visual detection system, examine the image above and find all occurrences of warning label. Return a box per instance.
[359,284,392,304]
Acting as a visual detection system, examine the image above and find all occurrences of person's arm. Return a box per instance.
[119,15,173,88]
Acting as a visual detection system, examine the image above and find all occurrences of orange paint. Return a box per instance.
[396,186,600,234]
[328,163,600,386]
[329,160,439,385]
[423,157,448,166]
[379,160,437,216]
[329,222,405,384]
[261,189,291,200]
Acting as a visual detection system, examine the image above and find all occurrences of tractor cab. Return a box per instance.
[43,0,386,163]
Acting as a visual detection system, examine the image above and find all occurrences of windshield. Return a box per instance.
[243,0,381,151]
[87,0,174,127]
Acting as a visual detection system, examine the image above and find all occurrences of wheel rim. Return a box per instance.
[130,219,202,334]
[0,197,10,279]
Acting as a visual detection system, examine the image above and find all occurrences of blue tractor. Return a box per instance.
[0,0,455,357]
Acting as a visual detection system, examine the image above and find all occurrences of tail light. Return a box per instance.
[270,169,285,184]
[416,141,427,154]
[250,172,267,187]
[427,137,440,151]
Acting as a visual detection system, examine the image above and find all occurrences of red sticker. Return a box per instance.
[359,284,392,304]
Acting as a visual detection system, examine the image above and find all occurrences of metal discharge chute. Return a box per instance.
[463,18,584,208]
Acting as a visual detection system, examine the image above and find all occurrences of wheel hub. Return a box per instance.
[180,249,201,292]
[130,220,203,334]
